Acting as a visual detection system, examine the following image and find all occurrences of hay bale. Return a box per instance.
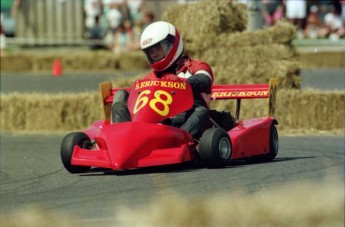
[0,93,101,131]
[163,0,247,54]
[1,90,344,133]
[0,55,32,71]
[213,60,301,89]
[163,0,299,89]
[299,51,345,69]
[116,51,150,70]
[210,89,345,133]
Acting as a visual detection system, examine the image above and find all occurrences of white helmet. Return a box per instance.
[140,21,184,72]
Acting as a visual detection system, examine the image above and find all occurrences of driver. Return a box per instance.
[112,21,214,140]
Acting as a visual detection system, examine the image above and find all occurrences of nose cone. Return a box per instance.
[99,122,192,170]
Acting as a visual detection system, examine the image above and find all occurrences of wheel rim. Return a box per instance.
[219,137,231,159]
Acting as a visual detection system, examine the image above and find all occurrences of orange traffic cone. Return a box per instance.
[52,59,62,77]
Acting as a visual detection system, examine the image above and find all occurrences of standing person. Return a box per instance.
[285,0,307,38]
[304,5,322,38]
[0,15,7,57]
[111,21,213,140]
[106,2,123,33]
[142,11,154,29]
[84,0,102,31]
[126,0,144,24]
[112,20,131,55]
[262,0,284,26]
[318,4,345,40]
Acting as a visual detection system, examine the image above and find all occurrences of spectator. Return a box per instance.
[262,0,284,26]
[142,11,154,29]
[285,0,307,38]
[127,0,145,24]
[106,2,123,33]
[112,20,131,55]
[318,4,345,40]
[87,15,105,50]
[340,0,345,21]
[304,5,322,39]
[0,15,7,57]
[84,0,102,31]
[130,18,143,50]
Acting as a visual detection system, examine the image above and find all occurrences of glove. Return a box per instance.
[187,74,212,94]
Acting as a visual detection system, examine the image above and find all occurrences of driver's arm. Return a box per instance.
[187,73,212,94]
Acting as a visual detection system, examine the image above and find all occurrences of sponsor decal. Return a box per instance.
[135,80,187,90]
[134,89,173,116]
[211,91,269,98]
[143,38,153,46]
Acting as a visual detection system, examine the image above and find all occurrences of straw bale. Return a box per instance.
[0,93,100,131]
[1,90,344,133]
[212,60,300,89]
[0,51,148,72]
[213,20,296,49]
[163,0,299,89]
[211,89,344,133]
[117,51,149,70]
[163,0,247,54]
[299,51,345,69]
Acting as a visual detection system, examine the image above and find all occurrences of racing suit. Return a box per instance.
[111,56,213,140]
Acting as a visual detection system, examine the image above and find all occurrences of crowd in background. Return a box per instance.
[260,0,345,40]
[84,0,154,54]
[85,0,345,55]
[1,0,344,57]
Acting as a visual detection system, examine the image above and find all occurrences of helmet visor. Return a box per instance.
[144,39,172,64]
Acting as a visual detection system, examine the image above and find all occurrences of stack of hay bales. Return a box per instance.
[163,0,300,89]
[0,50,149,72]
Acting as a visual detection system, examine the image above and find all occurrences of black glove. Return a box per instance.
[187,73,212,94]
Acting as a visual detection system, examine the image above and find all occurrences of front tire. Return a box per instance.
[199,128,232,168]
[61,132,91,173]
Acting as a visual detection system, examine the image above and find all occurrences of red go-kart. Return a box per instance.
[61,76,279,173]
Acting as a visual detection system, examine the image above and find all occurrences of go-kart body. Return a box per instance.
[61,77,279,172]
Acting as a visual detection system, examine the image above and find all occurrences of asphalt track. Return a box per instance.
[0,68,344,93]
[0,134,344,222]
[0,69,344,223]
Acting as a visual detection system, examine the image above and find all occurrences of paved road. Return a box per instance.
[0,71,145,93]
[0,133,344,223]
[1,69,344,93]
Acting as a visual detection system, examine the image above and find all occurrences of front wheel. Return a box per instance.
[199,128,232,168]
[61,132,91,173]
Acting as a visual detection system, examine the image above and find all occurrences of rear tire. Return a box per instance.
[246,123,279,163]
[265,124,279,161]
[61,132,91,173]
[199,128,232,168]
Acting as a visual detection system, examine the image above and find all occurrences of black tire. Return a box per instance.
[61,132,91,173]
[246,123,279,163]
[265,124,279,161]
[199,128,232,168]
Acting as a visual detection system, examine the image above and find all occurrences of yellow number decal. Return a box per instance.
[133,90,150,114]
[134,90,173,116]
[149,90,172,116]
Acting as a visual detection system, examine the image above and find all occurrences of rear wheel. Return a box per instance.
[247,123,279,163]
[265,124,279,161]
[61,132,91,173]
[199,128,232,168]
